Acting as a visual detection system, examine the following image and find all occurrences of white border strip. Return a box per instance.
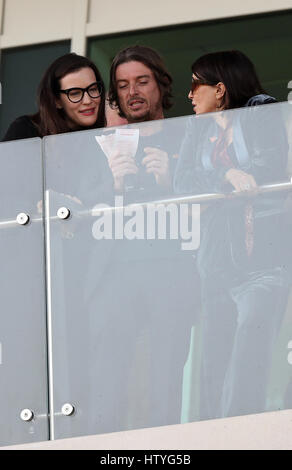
[45,189,55,440]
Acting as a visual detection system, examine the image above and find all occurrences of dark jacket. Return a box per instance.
[2,115,40,141]
[174,97,290,280]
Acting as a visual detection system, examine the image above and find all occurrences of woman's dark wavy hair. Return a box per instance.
[191,50,266,109]
[31,53,106,136]
[108,45,173,117]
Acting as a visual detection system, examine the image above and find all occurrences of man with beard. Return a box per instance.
[88,46,199,434]
[107,45,177,197]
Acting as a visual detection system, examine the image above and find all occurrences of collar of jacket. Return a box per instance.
[245,94,277,107]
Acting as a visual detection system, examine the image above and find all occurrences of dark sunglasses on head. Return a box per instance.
[59,81,103,103]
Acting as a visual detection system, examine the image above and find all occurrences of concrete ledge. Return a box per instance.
[2,410,292,450]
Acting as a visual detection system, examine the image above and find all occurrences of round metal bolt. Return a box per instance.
[16,213,30,226]
[61,403,75,416]
[57,207,71,220]
[20,409,34,422]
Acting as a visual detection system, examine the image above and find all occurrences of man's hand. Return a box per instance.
[108,150,138,192]
[142,147,171,188]
[225,168,257,193]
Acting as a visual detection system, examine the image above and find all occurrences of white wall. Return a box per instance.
[0,0,73,48]
[0,0,291,52]
[87,0,292,36]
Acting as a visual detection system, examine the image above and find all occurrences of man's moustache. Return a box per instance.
[127,98,146,105]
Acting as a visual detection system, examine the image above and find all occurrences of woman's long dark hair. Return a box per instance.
[31,53,106,136]
[191,50,267,109]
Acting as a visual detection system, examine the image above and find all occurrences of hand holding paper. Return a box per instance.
[142,147,171,188]
[96,129,139,191]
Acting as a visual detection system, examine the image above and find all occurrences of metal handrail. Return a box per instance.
[1,180,292,229]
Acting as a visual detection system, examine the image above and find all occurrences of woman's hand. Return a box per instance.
[142,147,171,188]
[108,150,138,192]
[225,168,257,193]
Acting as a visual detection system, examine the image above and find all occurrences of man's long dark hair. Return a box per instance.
[191,50,267,109]
[31,53,106,136]
[108,45,173,117]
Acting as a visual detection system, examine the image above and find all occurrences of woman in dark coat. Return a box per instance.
[174,50,291,419]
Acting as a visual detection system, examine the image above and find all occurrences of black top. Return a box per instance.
[2,115,40,142]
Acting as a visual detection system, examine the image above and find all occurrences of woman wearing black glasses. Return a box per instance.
[175,50,292,421]
[2,53,106,141]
